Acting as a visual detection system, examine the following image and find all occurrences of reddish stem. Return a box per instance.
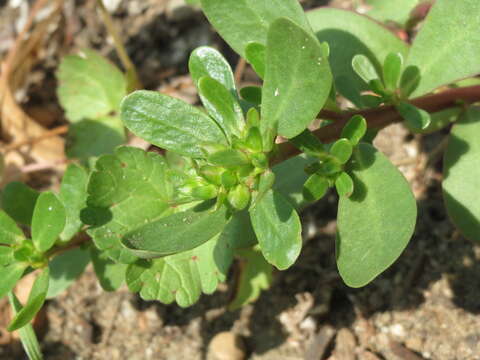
[273,85,480,164]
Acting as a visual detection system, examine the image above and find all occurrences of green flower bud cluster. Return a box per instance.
[11,241,46,268]
[168,108,273,211]
[302,115,367,201]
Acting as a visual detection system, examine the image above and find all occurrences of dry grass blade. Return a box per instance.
[0,0,65,166]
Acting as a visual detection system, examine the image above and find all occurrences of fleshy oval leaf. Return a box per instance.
[337,143,417,287]
[121,90,227,158]
[249,189,302,270]
[122,204,229,258]
[189,46,236,93]
[262,17,332,144]
[443,107,480,242]
[31,192,66,253]
[405,0,480,97]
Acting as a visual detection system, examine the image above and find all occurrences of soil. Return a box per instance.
[0,1,479,359]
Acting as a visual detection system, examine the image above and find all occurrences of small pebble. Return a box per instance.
[208,331,246,360]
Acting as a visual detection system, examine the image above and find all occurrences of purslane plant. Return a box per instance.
[2,0,480,357]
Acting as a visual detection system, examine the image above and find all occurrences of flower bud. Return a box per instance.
[221,170,238,189]
[246,107,261,128]
[251,152,268,169]
[199,165,224,185]
[227,184,251,210]
[245,127,263,152]
[191,184,218,200]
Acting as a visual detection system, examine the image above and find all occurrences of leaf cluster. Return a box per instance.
[3,2,480,356]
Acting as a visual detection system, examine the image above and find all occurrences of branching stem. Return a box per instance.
[273,85,480,165]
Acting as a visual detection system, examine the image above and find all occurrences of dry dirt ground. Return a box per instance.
[0,1,479,359]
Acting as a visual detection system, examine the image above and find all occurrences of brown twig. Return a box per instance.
[273,85,480,165]
[1,0,51,79]
[4,125,69,152]
[46,232,91,258]
[234,58,247,85]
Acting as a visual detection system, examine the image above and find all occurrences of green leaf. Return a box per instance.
[360,94,383,108]
[85,146,173,263]
[369,79,387,97]
[198,76,244,140]
[8,267,49,331]
[8,292,43,360]
[399,66,421,98]
[58,164,88,242]
[341,115,367,146]
[0,246,14,266]
[126,231,234,307]
[57,49,126,122]
[405,0,480,97]
[245,42,266,78]
[90,247,126,291]
[47,247,90,298]
[272,154,313,209]
[0,262,27,298]
[66,116,126,161]
[189,46,236,94]
[208,148,250,168]
[229,247,273,310]
[31,192,66,253]
[330,138,353,164]
[383,52,403,91]
[255,170,275,205]
[309,158,342,176]
[337,143,417,287]
[366,0,421,26]
[244,127,263,152]
[222,211,258,250]
[412,107,461,134]
[0,210,24,245]
[246,107,261,127]
[289,130,328,158]
[240,86,262,105]
[335,172,354,198]
[443,107,480,242]
[200,0,311,57]
[307,8,408,105]
[121,90,227,158]
[397,102,431,131]
[303,174,329,202]
[262,17,332,143]
[352,54,378,83]
[1,182,39,226]
[250,190,302,270]
[122,204,229,258]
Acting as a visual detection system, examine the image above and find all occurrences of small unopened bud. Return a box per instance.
[246,107,261,128]
[227,184,251,210]
[191,184,218,200]
[251,152,268,169]
[221,170,238,189]
[199,165,224,185]
[245,127,263,152]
